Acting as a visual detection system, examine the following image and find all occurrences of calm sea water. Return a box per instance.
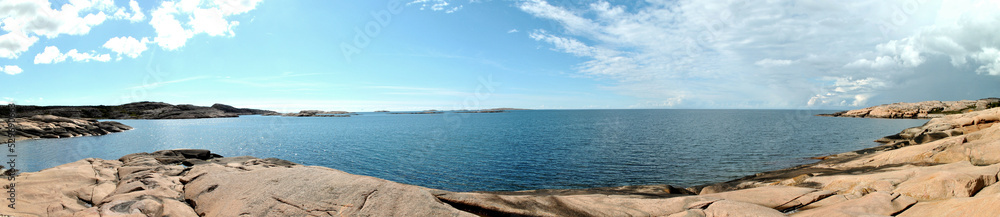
[16,110,926,191]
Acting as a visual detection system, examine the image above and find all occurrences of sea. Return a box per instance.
[15,109,927,192]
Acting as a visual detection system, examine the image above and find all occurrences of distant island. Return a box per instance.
[389,108,530,114]
[2,101,277,119]
[819,98,999,119]
[455,108,531,113]
[0,101,278,141]
[270,110,355,117]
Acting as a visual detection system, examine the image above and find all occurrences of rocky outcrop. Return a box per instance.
[0,115,132,141]
[4,106,1000,216]
[819,98,1000,119]
[870,104,999,147]
[209,103,277,116]
[691,107,1000,216]
[272,110,355,117]
[2,102,277,119]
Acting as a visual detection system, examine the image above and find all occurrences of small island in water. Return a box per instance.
[2,99,999,216]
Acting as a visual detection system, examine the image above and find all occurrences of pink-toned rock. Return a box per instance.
[791,192,916,217]
[702,186,833,210]
[892,164,999,200]
[897,192,1000,217]
[701,200,785,217]
[825,98,998,119]
[805,161,999,200]
[976,183,1000,197]
[183,163,475,217]
[0,158,122,216]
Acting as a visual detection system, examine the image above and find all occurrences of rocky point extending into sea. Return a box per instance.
[2,100,1000,216]
[819,98,1000,119]
[0,102,279,141]
[0,115,132,141]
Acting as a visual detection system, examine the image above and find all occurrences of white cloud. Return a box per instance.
[408,0,463,13]
[847,2,1000,75]
[1,65,23,75]
[0,30,39,59]
[215,0,264,15]
[149,1,192,50]
[520,0,1000,108]
[507,29,519,33]
[972,47,1000,75]
[755,59,793,67]
[111,0,146,22]
[0,0,155,60]
[103,36,149,59]
[189,7,238,37]
[529,31,598,57]
[149,0,260,50]
[33,46,111,64]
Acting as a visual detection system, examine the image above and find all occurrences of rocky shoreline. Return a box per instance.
[0,115,132,141]
[3,107,1000,216]
[818,98,999,119]
[4,102,277,120]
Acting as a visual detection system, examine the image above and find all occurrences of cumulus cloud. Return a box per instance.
[33,46,111,64]
[103,36,149,59]
[846,1,1000,73]
[408,0,463,13]
[0,30,38,59]
[1,65,23,75]
[111,0,145,22]
[519,0,1000,108]
[149,0,260,50]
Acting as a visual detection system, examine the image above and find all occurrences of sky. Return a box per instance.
[1,0,999,112]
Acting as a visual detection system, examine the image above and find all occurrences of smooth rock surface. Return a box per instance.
[819,98,999,119]
[0,115,132,141]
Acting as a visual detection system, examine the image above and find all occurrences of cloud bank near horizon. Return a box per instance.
[518,0,1000,108]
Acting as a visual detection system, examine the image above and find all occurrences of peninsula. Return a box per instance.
[4,101,277,119]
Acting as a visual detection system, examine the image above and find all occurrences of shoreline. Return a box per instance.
[4,107,999,216]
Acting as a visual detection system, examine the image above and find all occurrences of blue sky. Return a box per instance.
[2,0,999,112]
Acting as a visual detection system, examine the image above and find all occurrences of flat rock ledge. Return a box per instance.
[819,98,999,119]
[0,115,132,141]
[3,108,1000,216]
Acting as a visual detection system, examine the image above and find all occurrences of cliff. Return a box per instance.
[2,102,277,119]
[819,98,1000,119]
